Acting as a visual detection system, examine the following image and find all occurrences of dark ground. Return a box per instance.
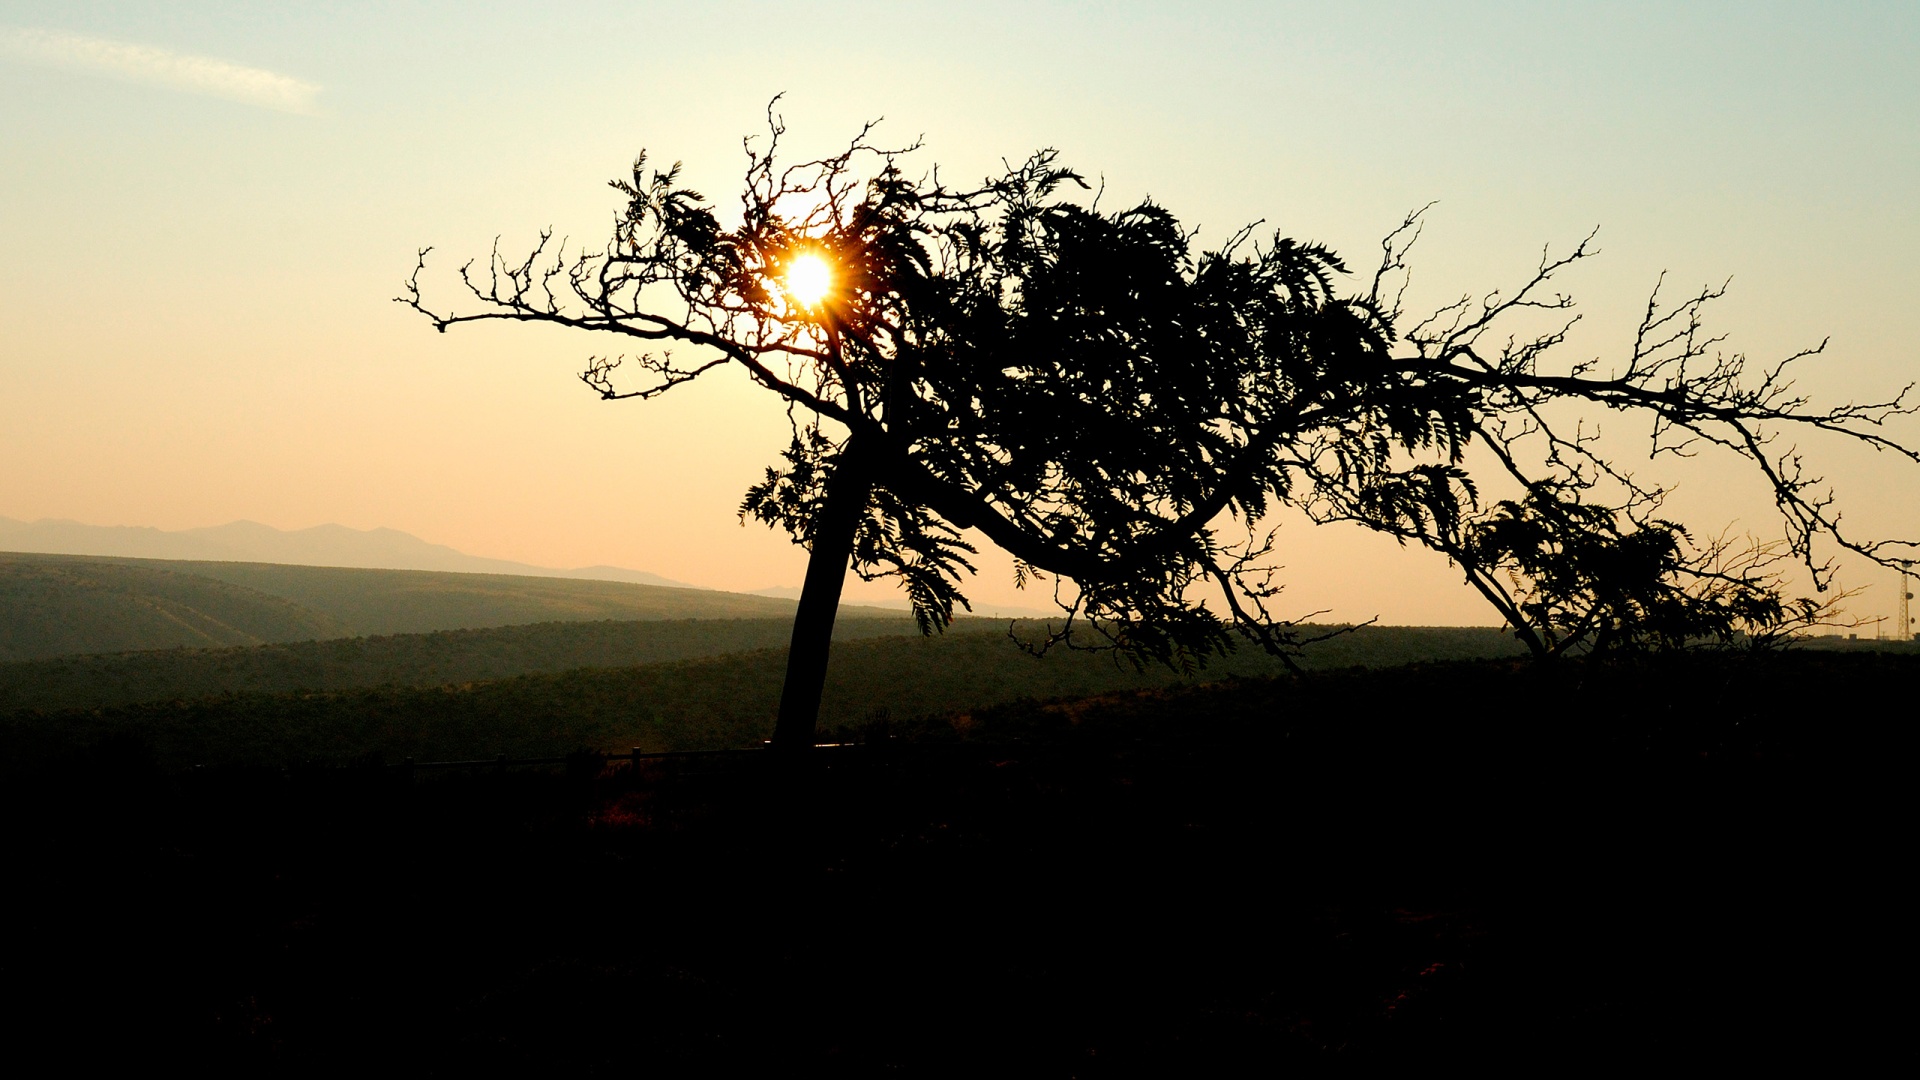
[3,652,1906,1074]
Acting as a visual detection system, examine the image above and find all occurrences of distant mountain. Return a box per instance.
[0,516,690,587]
[0,515,1065,619]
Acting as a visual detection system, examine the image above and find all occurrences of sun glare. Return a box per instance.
[785,253,832,309]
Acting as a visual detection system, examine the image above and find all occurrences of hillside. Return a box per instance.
[163,559,829,635]
[0,623,1525,768]
[0,555,352,661]
[0,616,919,712]
[0,615,1520,716]
[0,551,903,659]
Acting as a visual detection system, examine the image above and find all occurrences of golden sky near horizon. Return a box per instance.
[3,2,1917,625]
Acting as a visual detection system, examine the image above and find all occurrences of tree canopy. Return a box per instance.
[405,106,1919,741]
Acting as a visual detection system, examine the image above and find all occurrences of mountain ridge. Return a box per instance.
[0,515,691,587]
[0,516,1089,615]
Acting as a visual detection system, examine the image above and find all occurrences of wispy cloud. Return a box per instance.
[0,26,321,115]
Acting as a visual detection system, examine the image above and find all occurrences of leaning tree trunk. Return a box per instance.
[769,439,874,751]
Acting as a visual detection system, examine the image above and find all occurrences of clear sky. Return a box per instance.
[3,2,1916,624]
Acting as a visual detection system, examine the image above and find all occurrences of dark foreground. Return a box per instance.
[4,653,1906,1073]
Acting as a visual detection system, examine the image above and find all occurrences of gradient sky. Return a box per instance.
[4,2,1916,624]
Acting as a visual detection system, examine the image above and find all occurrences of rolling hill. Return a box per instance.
[0,551,903,661]
[0,620,1527,767]
[0,555,353,661]
[0,615,917,712]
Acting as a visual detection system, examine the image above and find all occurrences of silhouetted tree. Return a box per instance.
[404,105,1919,746]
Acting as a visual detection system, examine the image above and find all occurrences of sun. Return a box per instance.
[784,252,832,309]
